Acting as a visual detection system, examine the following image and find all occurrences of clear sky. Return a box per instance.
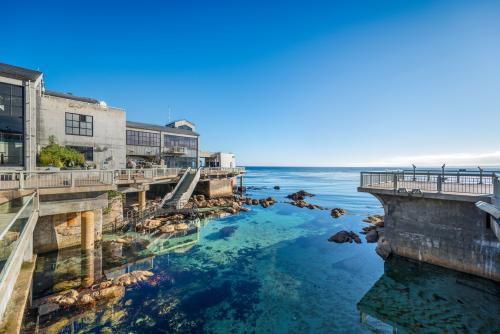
[4,0,500,167]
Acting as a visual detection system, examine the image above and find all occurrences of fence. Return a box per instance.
[0,167,245,191]
[360,170,498,195]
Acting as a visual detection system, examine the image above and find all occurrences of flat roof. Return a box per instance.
[0,63,43,82]
[44,90,100,104]
[126,120,199,136]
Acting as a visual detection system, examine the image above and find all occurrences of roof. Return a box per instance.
[166,119,196,127]
[0,63,43,82]
[126,121,199,136]
[44,90,100,104]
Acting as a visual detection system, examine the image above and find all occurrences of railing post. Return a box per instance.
[360,173,364,187]
[393,173,398,190]
[437,175,442,192]
[457,171,460,184]
[19,171,24,189]
[70,172,75,187]
[494,175,500,197]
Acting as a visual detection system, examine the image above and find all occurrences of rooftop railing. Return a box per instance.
[360,170,498,195]
[0,167,245,191]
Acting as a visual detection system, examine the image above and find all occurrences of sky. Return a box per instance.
[3,0,500,167]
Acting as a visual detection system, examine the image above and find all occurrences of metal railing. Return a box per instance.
[0,193,36,281]
[0,167,245,191]
[360,170,498,195]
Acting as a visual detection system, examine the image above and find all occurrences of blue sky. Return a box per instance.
[4,0,500,166]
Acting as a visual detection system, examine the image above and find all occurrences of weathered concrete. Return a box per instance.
[195,178,234,198]
[138,190,146,211]
[372,193,499,281]
[0,256,36,334]
[81,210,95,250]
[33,209,102,253]
[38,93,126,169]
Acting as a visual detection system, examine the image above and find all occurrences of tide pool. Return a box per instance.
[22,167,500,333]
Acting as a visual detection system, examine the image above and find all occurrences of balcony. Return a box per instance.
[163,146,187,156]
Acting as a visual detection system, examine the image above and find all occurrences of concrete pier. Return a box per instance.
[359,170,500,281]
[81,210,95,251]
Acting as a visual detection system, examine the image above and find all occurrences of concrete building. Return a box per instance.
[0,63,126,170]
[201,151,236,168]
[39,91,126,170]
[126,120,199,168]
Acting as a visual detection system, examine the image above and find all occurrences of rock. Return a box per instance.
[261,201,269,208]
[328,231,361,244]
[218,226,238,238]
[376,237,392,259]
[174,223,189,231]
[331,208,346,218]
[143,219,162,229]
[365,230,379,243]
[274,186,280,190]
[78,293,95,305]
[194,195,205,202]
[286,190,314,201]
[360,225,377,234]
[160,224,175,233]
[251,199,259,205]
[95,286,125,300]
[364,215,384,227]
[240,207,251,212]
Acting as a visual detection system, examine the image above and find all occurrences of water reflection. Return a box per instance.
[357,256,500,334]
[24,222,201,333]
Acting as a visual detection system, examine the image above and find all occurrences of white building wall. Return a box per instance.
[38,95,126,169]
[219,153,236,168]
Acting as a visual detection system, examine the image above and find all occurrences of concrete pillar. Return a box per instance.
[240,175,244,192]
[81,210,94,251]
[138,190,146,211]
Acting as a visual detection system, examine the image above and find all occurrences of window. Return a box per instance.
[67,145,93,161]
[0,83,24,167]
[126,130,160,146]
[65,112,93,136]
[164,135,197,150]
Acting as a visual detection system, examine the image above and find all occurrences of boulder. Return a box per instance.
[160,225,175,233]
[78,293,95,305]
[328,231,361,244]
[261,201,269,208]
[95,286,125,300]
[143,219,162,229]
[251,199,259,205]
[274,186,280,190]
[365,230,379,243]
[240,207,251,212]
[331,208,346,218]
[175,223,189,231]
[363,215,385,227]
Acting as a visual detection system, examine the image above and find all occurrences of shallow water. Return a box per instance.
[22,167,500,333]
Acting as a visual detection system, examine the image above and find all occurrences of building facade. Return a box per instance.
[38,91,126,170]
[126,120,200,168]
[201,152,236,168]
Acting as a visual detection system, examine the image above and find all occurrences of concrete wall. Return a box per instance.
[195,179,234,198]
[33,209,102,253]
[38,94,126,169]
[377,194,500,281]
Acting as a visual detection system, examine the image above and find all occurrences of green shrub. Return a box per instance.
[38,136,85,168]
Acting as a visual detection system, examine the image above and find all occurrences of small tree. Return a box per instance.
[39,136,85,168]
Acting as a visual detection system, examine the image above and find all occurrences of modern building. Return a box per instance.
[0,63,43,170]
[0,63,126,170]
[126,120,199,168]
[0,62,233,171]
[201,151,236,168]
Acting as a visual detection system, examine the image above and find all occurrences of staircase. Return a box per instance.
[162,167,201,210]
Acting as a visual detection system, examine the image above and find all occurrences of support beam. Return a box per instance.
[81,211,94,251]
[240,175,244,193]
[138,190,146,211]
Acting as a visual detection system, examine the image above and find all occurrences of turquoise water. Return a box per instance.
[23,167,500,333]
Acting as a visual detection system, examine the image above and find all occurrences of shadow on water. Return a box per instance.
[357,256,500,334]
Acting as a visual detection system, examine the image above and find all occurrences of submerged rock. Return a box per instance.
[365,230,379,243]
[331,208,346,218]
[274,185,280,190]
[328,231,361,244]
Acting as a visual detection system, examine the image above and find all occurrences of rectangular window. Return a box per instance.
[67,145,93,161]
[65,112,93,136]
[126,130,160,147]
[0,82,24,167]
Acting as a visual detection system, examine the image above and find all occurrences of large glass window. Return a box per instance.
[67,145,93,161]
[65,112,93,136]
[126,130,160,147]
[164,135,198,150]
[0,82,24,167]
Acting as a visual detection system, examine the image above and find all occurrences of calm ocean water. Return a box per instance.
[23,167,500,333]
